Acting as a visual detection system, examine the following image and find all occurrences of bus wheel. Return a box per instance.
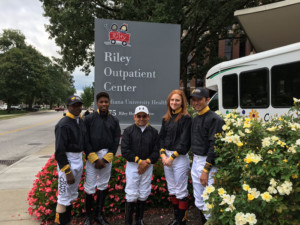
[122,41,127,46]
[111,40,116,44]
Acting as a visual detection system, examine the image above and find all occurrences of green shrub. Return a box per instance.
[204,99,300,225]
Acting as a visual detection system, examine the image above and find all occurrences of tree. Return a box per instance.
[0,47,28,111]
[81,86,94,109]
[40,0,281,91]
[0,29,75,111]
[0,29,26,52]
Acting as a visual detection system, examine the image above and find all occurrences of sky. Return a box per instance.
[0,0,94,96]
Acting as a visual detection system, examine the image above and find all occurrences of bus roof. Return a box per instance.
[206,42,300,80]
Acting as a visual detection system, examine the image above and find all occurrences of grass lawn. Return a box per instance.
[0,110,28,120]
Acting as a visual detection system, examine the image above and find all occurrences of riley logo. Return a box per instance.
[104,23,131,47]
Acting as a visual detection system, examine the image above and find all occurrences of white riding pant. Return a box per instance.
[164,150,190,200]
[57,152,83,206]
[191,155,217,220]
[125,161,153,202]
[84,149,112,194]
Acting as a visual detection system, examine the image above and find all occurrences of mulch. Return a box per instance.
[68,206,204,225]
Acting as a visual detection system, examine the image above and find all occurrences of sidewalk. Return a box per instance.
[0,143,55,225]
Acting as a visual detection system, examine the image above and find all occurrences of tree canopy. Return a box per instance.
[81,85,94,108]
[0,29,75,111]
[40,0,281,88]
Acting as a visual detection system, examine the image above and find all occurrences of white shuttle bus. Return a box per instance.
[206,42,300,121]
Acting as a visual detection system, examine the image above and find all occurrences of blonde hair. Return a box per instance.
[163,89,189,122]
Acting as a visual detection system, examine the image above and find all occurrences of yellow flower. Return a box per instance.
[244,158,252,164]
[220,209,223,212]
[292,174,298,179]
[237,142,243,147]
[222,124,229,131]
[261,192,272,202]
[218,188,226,196]
[277,140,286,147]
[248,193,255,201]
[267,126,276,132]
[283,159,288,163]
[243,184,250,191]
[244,123,251,128]
[279,117,283,121]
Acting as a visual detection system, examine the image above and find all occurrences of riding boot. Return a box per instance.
[55,210,71,225]
[168,196,179,225]
[125,201,135,225]
[95,189,109,225]
[136,200,146,225]
[84,194,93,225]
[177,198,188,225]
[199,209,207,225]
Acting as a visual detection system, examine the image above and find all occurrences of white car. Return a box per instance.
[0,104,7,110]
[11,105,21,110]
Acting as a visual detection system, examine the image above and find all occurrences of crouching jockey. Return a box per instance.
[83,92,121,225]
[121,106,159,225]
[54,96,87,225]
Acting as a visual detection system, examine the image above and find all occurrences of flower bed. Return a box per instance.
[27,153,193,223]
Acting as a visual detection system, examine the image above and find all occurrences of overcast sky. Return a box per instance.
[0,0,94,95]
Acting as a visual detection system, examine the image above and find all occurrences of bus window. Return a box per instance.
[209,93,219,111]
[240,68,269,108]
[271,61,300,107]
[222,74,238,108]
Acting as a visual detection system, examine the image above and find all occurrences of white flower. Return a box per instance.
[238,130,245,137]
[205,185,215,194]
[245,128,251,134]
[270,178,277,187]
[222,124,229,131]
[288,145,297,154]
[282,181,293,195]
[267,127,276,132]
[277,186,285,195]
[267,186,278,194]
[262,137,271,147]
[201,191,209,201]
[271,136,279,141]
[205,203,214,209]
[296,139,300,146]
[245,213,257,225]
[244,153,262,164]
[288,122,300,131]
[267,150,273,154]
[242,184,250,191]
[225,204,236,212]
[248,188,260,198]
[293,97,300,103]
[235,212,247,225]
[218,188,227,196]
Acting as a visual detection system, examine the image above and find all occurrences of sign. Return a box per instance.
[95,19,180,126]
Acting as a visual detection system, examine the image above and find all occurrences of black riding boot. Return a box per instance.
[168,196,179,225]
[125,201,136,225]
[199,209,207,225]
[168,204,179,225]
[84,194,93,225]
[55,211,70,225]
[95,189,109,225]
[55,205,72,225]
[136,200,146,225]
[177,198,188,225]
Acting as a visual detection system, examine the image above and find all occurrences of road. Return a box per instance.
[0,110,63,170]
